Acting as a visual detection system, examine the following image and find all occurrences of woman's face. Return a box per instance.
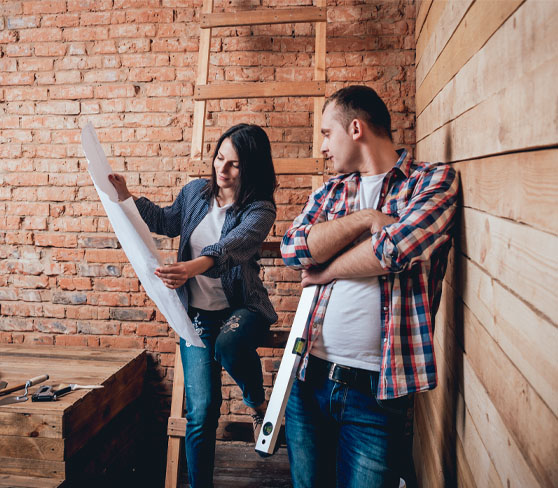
[214,137,240,192]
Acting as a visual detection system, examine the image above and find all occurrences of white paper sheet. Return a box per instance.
[81,122,203,347]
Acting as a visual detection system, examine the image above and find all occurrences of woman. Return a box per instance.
[109,124,278,488]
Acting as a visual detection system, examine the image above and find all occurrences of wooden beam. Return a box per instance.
[195,81,325,100]
[190,0,214,161]
[201,7,326,28]
[416,0,525,115]
[313,0,326,161]
[187,157,324,176]
[164,343,185,488]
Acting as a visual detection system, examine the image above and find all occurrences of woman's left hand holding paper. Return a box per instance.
[155,256,215,289]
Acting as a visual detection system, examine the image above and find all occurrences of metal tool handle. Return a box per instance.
[27,374,49,387]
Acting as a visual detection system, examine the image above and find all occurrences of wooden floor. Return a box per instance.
[180,441,292,488]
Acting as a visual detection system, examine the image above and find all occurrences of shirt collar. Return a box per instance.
[393,148,411,178]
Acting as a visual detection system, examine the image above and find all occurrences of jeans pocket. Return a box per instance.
[376,394,413,417]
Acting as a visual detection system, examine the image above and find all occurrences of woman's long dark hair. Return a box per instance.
[202,124,277,209]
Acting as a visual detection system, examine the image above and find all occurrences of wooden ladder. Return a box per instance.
[164,2,327,486]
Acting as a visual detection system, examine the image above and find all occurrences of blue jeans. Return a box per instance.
[180,307,270,488]
[285,355,414,488]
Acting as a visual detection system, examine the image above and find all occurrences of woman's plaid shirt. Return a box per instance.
[281,150,459,399]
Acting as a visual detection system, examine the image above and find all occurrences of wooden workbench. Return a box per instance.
[0,345,146,487]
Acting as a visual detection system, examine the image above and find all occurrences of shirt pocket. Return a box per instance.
[326,198,347,221]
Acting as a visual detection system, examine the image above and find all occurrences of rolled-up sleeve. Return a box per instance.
[371,164,459,273]
[280,185,331,269]
[135,188,184,238]
[200,200,276,278]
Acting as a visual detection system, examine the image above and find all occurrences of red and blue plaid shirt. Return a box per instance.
[281,150,459,399]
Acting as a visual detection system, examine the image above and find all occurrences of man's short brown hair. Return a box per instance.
[324,85,393,141]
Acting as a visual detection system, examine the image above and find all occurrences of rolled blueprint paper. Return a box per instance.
[81,122,204,347]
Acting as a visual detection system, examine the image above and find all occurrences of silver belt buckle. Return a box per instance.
[328,362,351,384]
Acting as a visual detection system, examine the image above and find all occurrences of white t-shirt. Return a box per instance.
[311,173,387,371]
[188,198,231,311]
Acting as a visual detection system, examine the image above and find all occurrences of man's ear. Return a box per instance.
[350,119,364,141]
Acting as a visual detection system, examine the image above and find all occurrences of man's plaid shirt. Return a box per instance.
[281,150,459,400]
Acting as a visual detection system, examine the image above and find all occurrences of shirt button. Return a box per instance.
[381,193,385,197]
[383,338,387,343]
[383,306,388,311]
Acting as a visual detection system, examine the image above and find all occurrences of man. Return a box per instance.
[280,85,458,487]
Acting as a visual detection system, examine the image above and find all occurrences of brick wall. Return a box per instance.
[0,0,415,475]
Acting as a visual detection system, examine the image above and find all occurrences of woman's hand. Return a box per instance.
[108,173,133,201]
[155,257,215,289]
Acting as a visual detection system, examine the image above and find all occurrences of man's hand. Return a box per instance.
[370,211,398,235]
[301,267,334,288]
[108,173,133,201]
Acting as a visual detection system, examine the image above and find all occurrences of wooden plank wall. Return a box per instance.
[413,1,558,486]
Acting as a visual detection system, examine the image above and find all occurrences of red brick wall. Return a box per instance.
[0,0,415,467]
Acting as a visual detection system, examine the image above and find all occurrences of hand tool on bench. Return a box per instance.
[0,374,49,406]
[32,383,104,402]
[255,285,318,456]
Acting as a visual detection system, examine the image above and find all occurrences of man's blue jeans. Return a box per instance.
[285,355,414,488]
[180,307,270,488]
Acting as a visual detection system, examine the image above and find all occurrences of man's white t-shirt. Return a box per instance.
[311,172,386,372]
[188,198,231,311]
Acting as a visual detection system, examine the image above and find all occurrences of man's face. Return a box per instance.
[320,102,359,174]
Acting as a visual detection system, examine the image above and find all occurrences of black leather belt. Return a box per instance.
[308,355,377,391]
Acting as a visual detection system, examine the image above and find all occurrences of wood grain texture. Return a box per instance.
[195,81,325,100]
[457,149,558,236]
[416,0,524,116]
[0,346,146,481]
[461,298,556,487]
[201,7,325,28]
[416,0,474,88]
[415,0,434,42]
[0,475,64,488]
[415,0,448,66]
[460,207,558,322]
[417,0,558,144]
[451,253,558,416]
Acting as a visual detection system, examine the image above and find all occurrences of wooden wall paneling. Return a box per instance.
[462,300,557,486]
[416,46,558,162]
[415,0,448,67]
[417,0,558,144]
[453,253,558,417]
[434,290,505,488]
[460,357,541,487]
[457,149,558,236]
[414,395,446,488]
[455,393,503,488]
[492,281,558,416]
[454,434,480,488]
[460,207,558,321]
[416,0,524,116]
[416,0,474,89]
[415,0,434,42]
